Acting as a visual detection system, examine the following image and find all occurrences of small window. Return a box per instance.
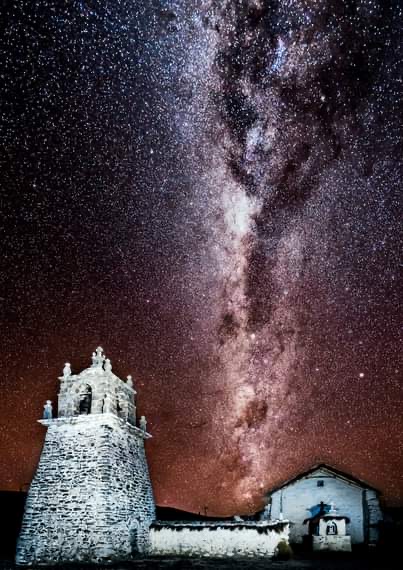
[317,480,324,487]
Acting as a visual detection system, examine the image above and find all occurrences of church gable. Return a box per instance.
[274,464,379,493]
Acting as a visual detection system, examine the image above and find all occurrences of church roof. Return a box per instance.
[267,463,380,495]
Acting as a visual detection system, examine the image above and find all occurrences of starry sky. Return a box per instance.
[0,0,402,514]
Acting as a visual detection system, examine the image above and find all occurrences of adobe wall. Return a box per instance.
[270,470,366,544]
[148,521,289,558]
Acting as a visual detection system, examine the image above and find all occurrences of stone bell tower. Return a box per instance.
[16,347,156,565]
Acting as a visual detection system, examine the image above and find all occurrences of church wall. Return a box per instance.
[16,414,155,565]
[148,521,289,558]
[365,489,382,544]
[269,469,368,544]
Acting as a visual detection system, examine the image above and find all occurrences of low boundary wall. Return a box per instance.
[148,520,289,558]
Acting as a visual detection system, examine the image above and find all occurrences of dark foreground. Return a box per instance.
[0,553,398,570]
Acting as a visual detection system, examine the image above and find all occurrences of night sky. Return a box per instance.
[0,0,402,515]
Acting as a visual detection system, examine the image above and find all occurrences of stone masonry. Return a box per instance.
[16,348,155,565]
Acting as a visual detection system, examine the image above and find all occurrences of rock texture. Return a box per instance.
[16,349,155,565]
[365,489,383,545]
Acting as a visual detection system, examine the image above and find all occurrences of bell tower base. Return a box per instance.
[16,414,155,565]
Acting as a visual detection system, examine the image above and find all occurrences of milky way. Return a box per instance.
[0,1,402,514]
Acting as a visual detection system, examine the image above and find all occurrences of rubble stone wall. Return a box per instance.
[57,368,136,425]
[16,414,155,565]
[365,489,382,544]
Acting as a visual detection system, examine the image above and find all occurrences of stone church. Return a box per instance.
[16,348,289,564]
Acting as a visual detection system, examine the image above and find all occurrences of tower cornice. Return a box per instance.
[38,413,151,439]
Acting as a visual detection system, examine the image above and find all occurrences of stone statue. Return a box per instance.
[105,358,112,373]
[140,415,147,432]
[43,400,53,420]
[63,363,71,378]
[126,375,133,388]
[93,346,105,368]
[96,346,104,363]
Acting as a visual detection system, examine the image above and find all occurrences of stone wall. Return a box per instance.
[148,521,289,558]
[16,414,155,565]
[57,356,136,426]
[365,489,382,544]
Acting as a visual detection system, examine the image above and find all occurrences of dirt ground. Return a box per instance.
[0,553,398,570]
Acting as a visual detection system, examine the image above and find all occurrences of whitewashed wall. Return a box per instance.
[269,468,369,544]
[148,522,289,558]
[313,535,352,552]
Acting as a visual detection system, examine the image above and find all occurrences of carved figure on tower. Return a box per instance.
[42,400,53,420]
